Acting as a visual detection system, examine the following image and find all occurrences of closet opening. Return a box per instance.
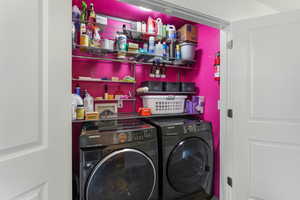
[71,0,221,199]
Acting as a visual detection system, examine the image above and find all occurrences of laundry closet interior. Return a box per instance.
[72,0,221,199]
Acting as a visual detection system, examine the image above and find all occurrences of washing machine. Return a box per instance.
[78,119,159,200]
[147,118,214,200]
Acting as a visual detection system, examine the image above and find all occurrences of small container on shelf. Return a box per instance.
[85,112,99,120]
[180,82,196,92]
[163,82,180,92]
[142,81,163,92]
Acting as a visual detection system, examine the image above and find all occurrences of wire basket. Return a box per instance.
[142,95,188,114]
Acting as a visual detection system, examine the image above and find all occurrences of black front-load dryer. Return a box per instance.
[147,118,214,200]
[78,119,159,200]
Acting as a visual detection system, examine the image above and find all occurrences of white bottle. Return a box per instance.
[84,91,94,113]
[141,22,147,33]
[149,36,155,54]
[72,94,83,120]
[156,18,163,36]
[155,41,163,56]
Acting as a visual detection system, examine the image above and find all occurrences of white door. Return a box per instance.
[0,0,71,199]
[230,10,300,200]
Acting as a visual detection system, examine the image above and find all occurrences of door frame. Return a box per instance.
[117,1,232,199]
[220,27,233,200]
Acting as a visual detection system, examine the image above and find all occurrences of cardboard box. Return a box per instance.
[178,24,197,43]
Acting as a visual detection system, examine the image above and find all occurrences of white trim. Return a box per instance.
[220,27,234,200]
[118,0,230,29]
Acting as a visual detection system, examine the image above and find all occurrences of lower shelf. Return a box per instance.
[72,112,200,123]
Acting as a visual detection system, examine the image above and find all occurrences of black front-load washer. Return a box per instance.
[78,119,159,200]
[147,118,214,200]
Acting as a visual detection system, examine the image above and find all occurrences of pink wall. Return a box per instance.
[73,0,220,197]
[187,24,221,196]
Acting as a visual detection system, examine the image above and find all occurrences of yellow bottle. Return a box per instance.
[76,105,85,120]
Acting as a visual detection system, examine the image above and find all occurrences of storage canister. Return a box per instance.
[179,42,196,61]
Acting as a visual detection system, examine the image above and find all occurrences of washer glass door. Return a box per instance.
[86,149,156,200]
[167,137,212,194]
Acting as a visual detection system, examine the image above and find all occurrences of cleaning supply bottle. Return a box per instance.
[72,94,83,120]
[156,18,163,38]
[162,42,168,57]
[80,1,87,23]
[155,41,163,56]
[149,36,155,54]
[75,83,81,96]
[80,23,89,47]
[83,90,94,113]
[141,21,147,33]
[104,85,109,100]
[88,3,96,23]
[147,16,155,34]
[162,25,167,39]
[93,26,101,47]
[176,45,181,60]
[167,25,176,40]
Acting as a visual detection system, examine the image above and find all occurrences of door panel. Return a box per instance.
[0,0,71,199]
[0,0,44,155]
[231,11,300,200]
[249,23,300,121]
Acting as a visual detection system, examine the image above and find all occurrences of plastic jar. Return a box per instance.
[76,105,85,120]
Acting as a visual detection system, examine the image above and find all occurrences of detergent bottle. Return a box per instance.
[147,16,155,34]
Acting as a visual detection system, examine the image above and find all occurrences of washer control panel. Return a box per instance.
[81,127,156,148]
[132,129,154,142]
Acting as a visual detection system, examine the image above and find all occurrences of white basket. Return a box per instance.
[142,95,187,114]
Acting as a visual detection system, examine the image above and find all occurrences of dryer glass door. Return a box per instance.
[167,137,212,194]
[86,149,156,200]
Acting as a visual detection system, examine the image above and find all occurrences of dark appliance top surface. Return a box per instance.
[83,119,153,132]
[148,118,204,127]
[80,119,156,148]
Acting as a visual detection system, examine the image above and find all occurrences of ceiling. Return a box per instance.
[162,0,300,21]
[256,0,300,11]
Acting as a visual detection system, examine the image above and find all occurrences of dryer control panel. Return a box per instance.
[183,122,211,134]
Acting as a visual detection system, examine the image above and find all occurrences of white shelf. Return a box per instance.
[72,78,136,84]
